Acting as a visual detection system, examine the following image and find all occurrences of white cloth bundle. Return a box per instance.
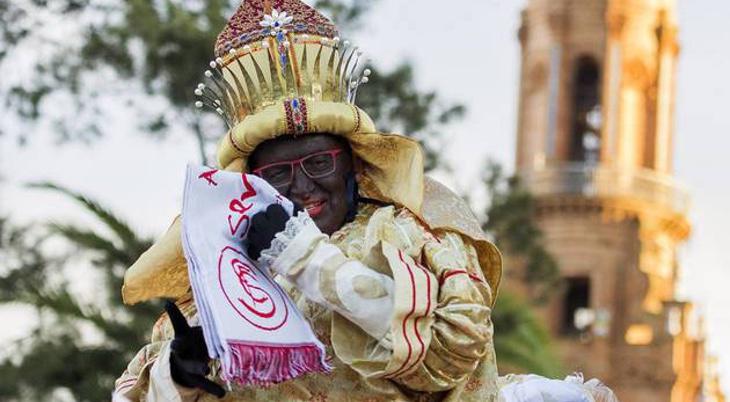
[181,164,330,387]
[498,373,619,402]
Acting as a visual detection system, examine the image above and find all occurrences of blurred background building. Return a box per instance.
[512,0,725,400]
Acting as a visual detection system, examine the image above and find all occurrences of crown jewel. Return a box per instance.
[195,0,370,128]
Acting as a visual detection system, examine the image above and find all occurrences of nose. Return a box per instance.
[288,163,315,201]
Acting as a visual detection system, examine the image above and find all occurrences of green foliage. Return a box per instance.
[482,160,561,304]
[492,292,563,377]
[0,186,162,401]
[313,0,372,28]
[356,64,466,170]
[0,332,132,402]
[28,182,150,266]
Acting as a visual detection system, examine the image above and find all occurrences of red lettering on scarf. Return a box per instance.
[198,169,219,186]
[227,174,258,237]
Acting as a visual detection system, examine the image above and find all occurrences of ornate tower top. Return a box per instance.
[516,0,687,221]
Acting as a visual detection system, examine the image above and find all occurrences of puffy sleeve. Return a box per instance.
[338,207,495,392]
[264,205,497,393]
[113,296,203,402]
[393,228,494,391]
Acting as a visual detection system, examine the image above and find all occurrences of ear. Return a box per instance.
[351,154,364,175]
[345,171,359,222]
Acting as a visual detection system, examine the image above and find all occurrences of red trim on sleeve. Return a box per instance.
[403,258,433,375]
[388,250,417,378]
[388,250,433,378]
[439,269,486,286]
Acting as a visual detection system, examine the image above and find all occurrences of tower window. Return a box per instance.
[570,57,601,163]
[562,276,591,335]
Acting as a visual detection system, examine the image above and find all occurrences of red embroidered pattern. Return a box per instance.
[465,378,482,392]
[215,0,338,57]
[284,97,308,134]
[388,250,434,379]
[229,129,245,154]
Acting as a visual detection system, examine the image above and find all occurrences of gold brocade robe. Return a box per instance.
[115,204,499,402]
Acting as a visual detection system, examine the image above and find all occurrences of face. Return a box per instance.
[248,134,353,235]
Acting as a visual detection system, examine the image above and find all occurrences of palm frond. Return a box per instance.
[31,286,143,345]
[49,223,137,267]
[27,182,150,253]
[6,332,127,402]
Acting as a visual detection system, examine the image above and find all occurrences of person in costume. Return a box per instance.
[114,1,617,401]
[115,1,501,401]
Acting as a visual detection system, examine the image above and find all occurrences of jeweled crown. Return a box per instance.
[195,0,370,128]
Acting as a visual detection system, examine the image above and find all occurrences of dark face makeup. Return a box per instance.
[248,134,353,235]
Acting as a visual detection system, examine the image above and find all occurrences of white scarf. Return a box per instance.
[181,164,329,387]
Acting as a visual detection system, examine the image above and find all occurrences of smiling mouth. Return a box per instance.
[304,200,327,218]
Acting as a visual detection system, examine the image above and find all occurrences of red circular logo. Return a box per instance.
[217,246,289,331]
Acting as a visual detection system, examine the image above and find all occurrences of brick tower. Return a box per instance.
[513,0,709,400]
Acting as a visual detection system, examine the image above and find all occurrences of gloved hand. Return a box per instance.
[247,204,293,260]
[165,301,226,399]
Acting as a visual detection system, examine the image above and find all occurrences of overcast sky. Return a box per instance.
[1,0,729,394]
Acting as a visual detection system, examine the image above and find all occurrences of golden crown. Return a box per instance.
[194,0,370,129]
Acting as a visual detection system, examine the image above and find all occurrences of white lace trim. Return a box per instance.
[566,373,619,402]
[258,210,314,269]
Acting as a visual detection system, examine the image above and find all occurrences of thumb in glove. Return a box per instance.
[165,301,226,399]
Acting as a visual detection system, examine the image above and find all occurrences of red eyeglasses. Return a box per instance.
[252,148,344,188]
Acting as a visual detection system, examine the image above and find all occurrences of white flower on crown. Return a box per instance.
[259,9,294,32]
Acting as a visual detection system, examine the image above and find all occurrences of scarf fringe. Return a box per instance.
[224,341,331,387]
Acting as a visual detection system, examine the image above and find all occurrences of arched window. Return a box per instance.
[570,57,601,163]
